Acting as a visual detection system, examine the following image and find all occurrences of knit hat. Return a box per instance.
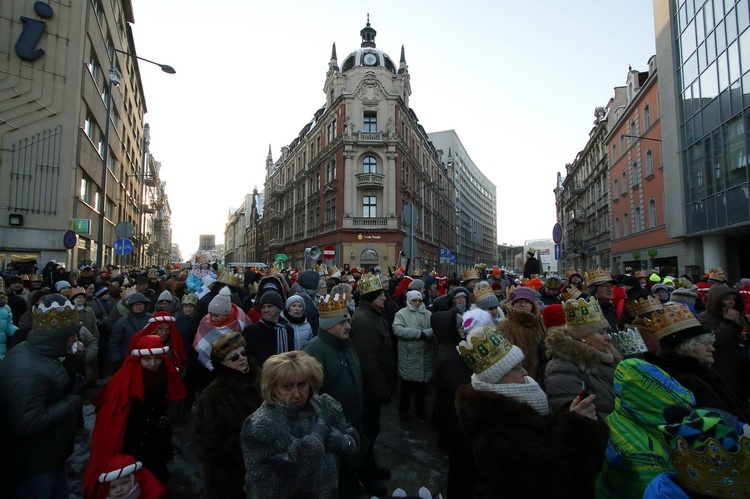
[285,295,305,311]
[208,287,232,316]
[646,303,708,349]
[509,287,537,307]
[472,285,499,310]
[135,276,149,285]
[55,280,71,292]
[542,304,565,327]
[297,270,320,291]
[318,293,350,330]
[490,281,501,291]
[408,279,425,290]
[449,286,469,302]
[181,293,198,306]
[157,290,172,302]
[259,290,284,310]
[406,290,423,303]
[457,323,524,384]
[669,288,698,306]
[210,331,245,365]
[649,273,662,283]
[126,292,151,307]
[318,280,328,291]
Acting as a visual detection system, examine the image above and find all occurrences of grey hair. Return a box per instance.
[674,333,715,357]
[331,283,353,297]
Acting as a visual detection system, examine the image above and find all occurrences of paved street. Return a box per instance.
[68,384,448,498]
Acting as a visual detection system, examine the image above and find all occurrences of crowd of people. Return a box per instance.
[0,253,749,498]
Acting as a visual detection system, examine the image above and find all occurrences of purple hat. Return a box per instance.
[509,287,537,306]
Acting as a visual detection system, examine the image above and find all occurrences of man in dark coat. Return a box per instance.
[618,275,651,328]
[107,292,153,370]
[295,270,321,333]
[0,294,85,498]
[242,291,294,369]
[350,276,395,497]
[522,249,541,279]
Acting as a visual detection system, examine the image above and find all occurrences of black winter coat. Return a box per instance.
[193,362,263,499]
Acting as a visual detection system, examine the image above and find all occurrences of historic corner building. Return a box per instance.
[655,0,750,278]
[0,1,171,270]
[260,20,496,273]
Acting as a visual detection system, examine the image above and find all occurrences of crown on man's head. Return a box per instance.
[585,267,615,286]
[561,286,582,301]
[318,293,349,318]
[217,270,243,288]
[709,267,727,281]
[358,273,383,296]
[472,285,496,304]
[634,270,647,278]
[645,303,703,343]
[610,327,648,356]
[457,324,513,374]
[625,295,663,318]
[462,268,479,282]
[32,295,81,331]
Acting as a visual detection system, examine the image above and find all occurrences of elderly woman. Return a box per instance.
[393,290,434,422]
[545,297,622,419]
[193,332,262,498]
[455,318,607,498]
[645,302,750,422]
[241,351,359,499]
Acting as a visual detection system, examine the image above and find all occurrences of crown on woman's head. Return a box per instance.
[563,296,606,329]
[645,303,702,342]
[457,325,513,374]
[565,269,582,279]
[625,295,663,317]
[610,327,648,356]
[561,286,582,301]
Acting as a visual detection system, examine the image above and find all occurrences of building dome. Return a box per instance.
[340,17,398,74]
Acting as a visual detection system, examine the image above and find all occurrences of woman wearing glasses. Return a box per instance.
[193,332,262,498]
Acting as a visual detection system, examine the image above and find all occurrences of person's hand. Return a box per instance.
[309,417,330,443]
[569,393,597,420]
[419,331,428,341]
[71,374,87,396]
[324,426,349,453]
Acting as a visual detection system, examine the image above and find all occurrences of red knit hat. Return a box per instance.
[542,304,566,328]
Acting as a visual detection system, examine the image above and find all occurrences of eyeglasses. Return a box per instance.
[224,349,248,362]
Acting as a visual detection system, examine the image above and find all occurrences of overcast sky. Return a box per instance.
[129,0,657,259]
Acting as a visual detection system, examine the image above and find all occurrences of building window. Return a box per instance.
[363,111,377,133]
[613,178,619,197]
[649,198,657,227]
[646,149,654,176]
[634,207,642,232]
[614,217,620,238]
[325,198,336,222]
[612,144,617,163]
[623,212,629,235]
[621,172,627,194]
[644,104,651,129]
[363,155,377,174]
[363,196,377,217]
[84,114,94,139]
[326,160,336,183]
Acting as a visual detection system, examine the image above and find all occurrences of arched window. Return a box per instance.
[363,156,377,174]
[360,248,378,264]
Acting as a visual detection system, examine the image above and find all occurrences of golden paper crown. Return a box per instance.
[585,267,615,286]
[328,265,342,278]
[645,303,703,343]
[147,268,159,278]
[457,325,513,374]
[181,293,198,306]
[625,295,663,317]
[32,297,81,331]
[506,284,518,297]
[565,269,582,279]
[563,296,609,336]
[27,274,43,282]
[217,270,243,288]
[472,285,496,305]
[561,286,582,301]
[17,274,30,282]
[318,293,349,318]
[666,435,750,497]
[316,263,328,276]
[358,273,383,296]
[462,268,479,282]
[709,268,727,281]
[634,270,647,278]
[69,286,86,298]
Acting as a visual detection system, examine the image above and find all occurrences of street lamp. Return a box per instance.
[95,48,175,272]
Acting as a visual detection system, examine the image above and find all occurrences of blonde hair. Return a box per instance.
[260,350,324,405]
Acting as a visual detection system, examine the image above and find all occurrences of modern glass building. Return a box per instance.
[655,0,750,278]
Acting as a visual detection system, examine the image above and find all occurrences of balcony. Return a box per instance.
[352,217,388,229]
[356,172,385,189]
[570,210,586,224]
[571,184,585,194]
[358,131,383,142]
[268,184,285,198]
[269,239,283,248]
[268,210,284,221]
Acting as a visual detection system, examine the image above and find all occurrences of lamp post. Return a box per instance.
[95,48,175,272]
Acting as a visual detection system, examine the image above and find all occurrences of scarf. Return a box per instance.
[589,345,615,364]
[194,304,250,370]
[262,319,291,355]
[282,311,306,325]
[471,375,550,415]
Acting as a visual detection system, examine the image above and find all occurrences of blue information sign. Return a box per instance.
[554,243,561,260]
[113,238,134,256]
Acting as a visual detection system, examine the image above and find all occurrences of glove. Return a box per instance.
[380,393,391,405]
[71,373,87,396]
[324,426,349,453]
[419,331,428,341]
[309,417,330,443]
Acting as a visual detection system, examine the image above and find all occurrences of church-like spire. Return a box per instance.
[329,42,339,72]
[360,14,377,48]
[398,45,408,74]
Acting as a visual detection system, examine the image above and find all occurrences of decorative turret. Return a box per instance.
[398,45,408,75]
[360,14,376,47]
[265,144,273,174]
[328,42,339,72]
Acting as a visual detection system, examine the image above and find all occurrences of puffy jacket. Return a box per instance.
[393,301,434,382]
[0,323,81,479]
[283,312,314,350]
[0,304,18,359]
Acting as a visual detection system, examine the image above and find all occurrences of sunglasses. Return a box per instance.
[224,349,248,362]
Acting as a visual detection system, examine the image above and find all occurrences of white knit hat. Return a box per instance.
[406,290,423,303]
[208,286,232,316]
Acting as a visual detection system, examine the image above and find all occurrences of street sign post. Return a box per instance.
[323,245,335,260]
[71,219,91,234]
[552,223,563,244]
[63,230,77,249]
[554,243,561,260]
[113,238,134,256]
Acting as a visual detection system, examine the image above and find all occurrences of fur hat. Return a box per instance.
[297,270,320,291]
[157,290,173,302]
[544,274,562,290]
[208,287,232,316]
[210,331,245,365]
[285,295,305,311]
[509,287,537,306]
[259,290,284,310]
[449,286,470,302]
[408,279,425,290]
[542,304,566,327]
[55,280,71,292]
[461,308,493,331]
[406,290,423,303]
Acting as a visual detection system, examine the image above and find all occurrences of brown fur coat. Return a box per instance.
[498,305,546,381]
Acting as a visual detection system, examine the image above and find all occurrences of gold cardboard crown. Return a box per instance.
[457,325,513,374]
[565,269,582,279]
[17,274,30,282]
[667,435,750,497]
[563,296,608,331]
[645,303,702,342]
[217,270,243,288]
[318,293,349,318]
[472,285,496,305]
[462,268,479,282]
[358,273,383,296]
[32,298,81,331]
[673,277,696,290]
[506,284,518,297]
[181,293,198,306]
[634,270,647,278]
[709,268,727,281]
[561,286,582,301]
[585,267,615,286]
[625,295,663,317]
[316,263,328,276]
[27,274,43,282]
[69,286,86,298]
